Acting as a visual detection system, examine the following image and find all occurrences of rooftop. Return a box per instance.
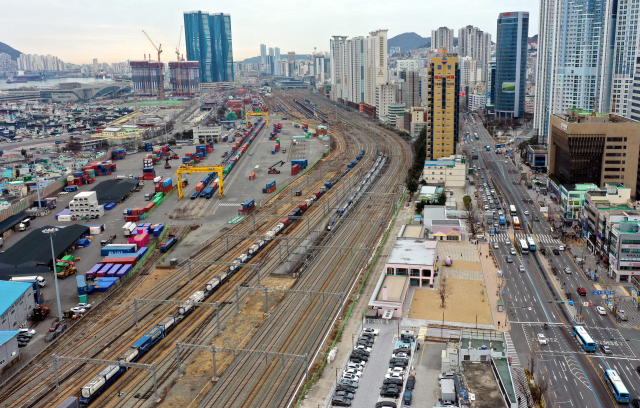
[0,282,31,315]
[376,275,408,302]
[461,361,508,408]
[432,219,462,226]
[460,337,505,353]
[0,331,20,348]
[424,160,455,167]
[401,225,423,238]
[387,237,437,266]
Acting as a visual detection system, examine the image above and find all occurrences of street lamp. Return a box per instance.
[249,153,254,201]
[43,228,63,322]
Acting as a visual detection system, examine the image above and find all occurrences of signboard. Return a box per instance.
[502,82,516,93]
[561,123,568,131]
[621,244,640,249]
[540,207,548,213]
[592,290,603,295]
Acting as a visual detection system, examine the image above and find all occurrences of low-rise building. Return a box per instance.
[422,155,466,187]
[581,184,635,253]
[526,146,548,169]
[426,219,464,241]
[0,331,20,372]
[559,183,599,228]
[193,125,222,144]
[0,282,36,331]
[608,219,640,282]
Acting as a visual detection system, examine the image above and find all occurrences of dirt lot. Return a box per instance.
[408,278,493,325]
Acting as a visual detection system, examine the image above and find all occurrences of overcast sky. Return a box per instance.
[3,0,538,64]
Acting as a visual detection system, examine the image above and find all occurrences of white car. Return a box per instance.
[362,328,379,335]
[387,367,405,376]
[347,362,365,371]
[505,239,511,245]
[558,245,565,251]
[537,333,547,345]
[343,368,363,378]
[19,328,36,335]
[385,372,404,380]
[392,352,409,359]
[493,242,499,249]
[76,302,92,309]
[355,344,372,352]
[70,307,86,314]
[341,373,360,383]
[596,306,607,315]
[524,211,530,216]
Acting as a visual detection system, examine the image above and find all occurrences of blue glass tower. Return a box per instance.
[184,11,234,83]
[495,12,528,118]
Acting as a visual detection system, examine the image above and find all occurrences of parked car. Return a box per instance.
[331,396,352,407]
[383,378,403,386]
[338,379,358,388]
[70,307,86,314]
[76,302,92,309]
[362,328,379,335]
[333,390,355,400]
[50,322,62,332]
[19,328,36,335]
[336,384,356,393]
[354,344,371,352]
[375,402,397,408]
[380,386,401,398]
[406,375,416,390]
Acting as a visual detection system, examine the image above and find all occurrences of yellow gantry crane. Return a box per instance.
[176,165,225,200]
[142,30,164,101]
[245,111,269,128]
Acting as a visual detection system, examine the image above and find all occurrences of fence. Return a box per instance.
[0,176,68,223]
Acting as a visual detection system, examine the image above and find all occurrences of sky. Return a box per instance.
[3,0,539,65]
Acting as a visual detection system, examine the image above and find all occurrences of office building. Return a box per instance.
[487,61,496,108]
[287,52,296,77]
[404,71,421,108]
[431,27,455,51]
[534,0,607,144]
[260,44,267,72]
[549,109,640,196]
[494,11,529,118]
[457,26,491,81]
[184,11,234,83]
[425,53,460,160]
[268,47,274,57]
[93,58,98,74]
[397,60,421,71]
[169,61,200,95]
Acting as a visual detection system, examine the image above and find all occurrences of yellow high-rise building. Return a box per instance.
[426,51,460,160]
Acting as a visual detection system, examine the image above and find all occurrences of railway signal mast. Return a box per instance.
[142,30,164,101]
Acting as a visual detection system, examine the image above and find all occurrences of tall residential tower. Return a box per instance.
[426,53,460,160]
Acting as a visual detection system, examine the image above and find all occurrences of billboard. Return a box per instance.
[502,82,516,92]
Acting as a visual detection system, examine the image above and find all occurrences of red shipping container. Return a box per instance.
[249,172,255,180]
[206,146,212,153]
[291,164,299,176]
[232,145,238,151]
[299,202,308,211]
[280,218,290,226]
[125,215,139,222]
[134,207,145,215]
[211,182,218,191]
[186,152,192,157]
[163,185,173,194]
[104,256,138,266]
[155,184,162,192]
[144,202,155,211]
[194,157,201,163]
[87,178,95,184]
[196,182,205,192]
[82,175,89,180]
[161,146,167,152]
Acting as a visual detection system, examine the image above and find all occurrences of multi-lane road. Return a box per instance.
[465,113,640,407]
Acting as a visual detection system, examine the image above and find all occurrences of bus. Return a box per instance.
[526,237,536,251]
[573,326,596,352]
[485,145,491,151]
[605,369,630,403]
[513,216,521,230]
[518,239,529,254]
[510,205,517,216]
[474,133,479,140]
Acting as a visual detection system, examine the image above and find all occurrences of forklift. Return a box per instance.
[268,161,285,174]
[165,158,172,169]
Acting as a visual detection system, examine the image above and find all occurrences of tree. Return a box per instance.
[405,177,419,196]
[415,199,426,215]
[438,277,452,308]
[463,195,472,211]
[20,148,26,157]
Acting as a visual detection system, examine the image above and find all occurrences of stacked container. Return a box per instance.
[145,142,153,152]
[262,180,276,194]
[111,149,126,160]
[68,191,104,219]
[291,164,300,176]
[238,199,255,215]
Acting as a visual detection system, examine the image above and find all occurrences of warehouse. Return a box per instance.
[0,224,89,276]
[0,281,35,331]
[90,179,138,204]
[0,331,20,373]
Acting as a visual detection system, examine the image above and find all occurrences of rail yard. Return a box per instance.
[0,90,411,408]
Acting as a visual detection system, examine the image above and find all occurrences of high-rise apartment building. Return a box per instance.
[431,27,455,51]
[168,61,200,95]
[425,53,460,160]
[275,47,281,75]
[184,11,234,83]
[330,30,388,106]
[495,12,529,118]
[549,109,640,195]
[260,44,267,72]
[93,58,98,74]
[457,26,491,81]
[287,52,296,77]
[376,83,397,120]
[404,71,421,108]
[534,0,607,144]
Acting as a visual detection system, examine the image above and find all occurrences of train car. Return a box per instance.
[79,365,126,407]
[327,219,336,231]
[178,299,194,316]
[229,253,248,272]
[205,272,228,296]
[157,316,176,334]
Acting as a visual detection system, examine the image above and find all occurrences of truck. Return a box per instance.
[18,218,31,231]
[10,275,46,287]
[440,378,456,405]
[30,305,50,321]
[499,216,506,226]
[617,309,629,321]
[160,233,178,253]
[56,256,78,278]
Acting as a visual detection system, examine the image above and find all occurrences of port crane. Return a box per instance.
[245,111,269,128]
[175,26,183,96]
[176,165,225,200]
[142,30,164,101]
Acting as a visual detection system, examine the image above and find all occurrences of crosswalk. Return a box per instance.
[503,331,521,366]
[217,202,242,207]
[492,233,561,245]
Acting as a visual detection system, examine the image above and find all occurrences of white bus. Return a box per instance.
[526,236,536,251]
[518,239,529,254]
[510,205,517,216]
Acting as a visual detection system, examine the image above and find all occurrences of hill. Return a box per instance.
[242,54,312,64]
[528,34,538,44]
[0,42,21,60]
[388,32,430,52]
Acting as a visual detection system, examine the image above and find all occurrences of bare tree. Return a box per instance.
[530,373,551,406]
[514,368,534,408]
[438,277,452,308]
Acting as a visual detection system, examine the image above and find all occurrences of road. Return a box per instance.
[465,113,640,407]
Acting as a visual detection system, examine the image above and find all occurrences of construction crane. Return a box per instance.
[176,165,226,200]
[175,26,183,96]
[245,111,269,128]
[142,30,164,101]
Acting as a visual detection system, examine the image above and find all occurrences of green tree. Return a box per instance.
[463,195,472,211]
[415,199,426,215]
[405,177,419,196]
[20,148,26,157]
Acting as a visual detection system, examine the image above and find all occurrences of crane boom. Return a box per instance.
[141,30,164,101]
[175,26,183,96]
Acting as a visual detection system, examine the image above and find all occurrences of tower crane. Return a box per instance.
[142,30,164,101]
[175,26,183,96]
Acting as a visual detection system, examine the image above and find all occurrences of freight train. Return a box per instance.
[76,149,378,407]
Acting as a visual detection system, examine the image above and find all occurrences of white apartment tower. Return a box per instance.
[330,36,348,101]
[376,83,397,119]
[347,37,365,103]
[431,27,455,51]
[457,26,491,81]
[364,29,389,106]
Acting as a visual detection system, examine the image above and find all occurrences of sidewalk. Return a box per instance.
[300,198,414,408]
[479,242,507,330]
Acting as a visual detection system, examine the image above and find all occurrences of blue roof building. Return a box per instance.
[0,330,20,372]
[0,281,36,332]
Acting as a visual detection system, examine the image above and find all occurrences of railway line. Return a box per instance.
[0,92,375,407]
[195,91,412,408]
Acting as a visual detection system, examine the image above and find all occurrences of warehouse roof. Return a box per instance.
[0,214,29,235]
[0,224,89,276]
[0,281,31,316]
[91,179,138,204]
[0,331,20,347]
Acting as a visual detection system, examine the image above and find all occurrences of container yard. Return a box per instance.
[0,87,411,408]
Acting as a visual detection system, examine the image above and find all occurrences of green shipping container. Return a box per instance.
[79,294,88,304]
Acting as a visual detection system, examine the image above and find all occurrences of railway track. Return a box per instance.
[0,93,373,407]
[194,91,412,408]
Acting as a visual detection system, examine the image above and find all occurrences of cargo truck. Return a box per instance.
[18,218,31,231]
[10,275,46,287]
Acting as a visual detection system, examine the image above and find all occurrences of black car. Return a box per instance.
[393,347,411,356]
[336,384,356,393]
[350,354,369,362]
[631,399,640,408]
[331,397,351,407]
[380,387,401,398]
[333,391,355,400]
[389,360,408,368]
[406,375,416,390]
[352,348,370,356]
[360,332,375,339]
[553,248,560,255]
[357,338,374,346]
[383,378,403,386]
[375,402,397,408]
